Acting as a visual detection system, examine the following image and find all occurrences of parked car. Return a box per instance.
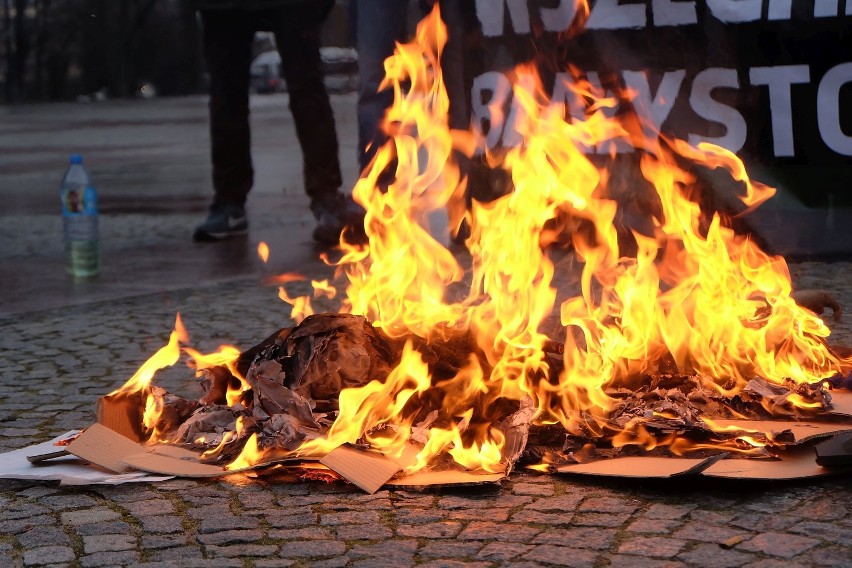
[250,51,284,94]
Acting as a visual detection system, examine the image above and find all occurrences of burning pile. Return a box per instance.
[92,8,851,487]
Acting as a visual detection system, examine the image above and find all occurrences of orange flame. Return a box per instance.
[109,314,188,397]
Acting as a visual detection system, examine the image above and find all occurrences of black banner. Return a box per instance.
[467,0,852,209]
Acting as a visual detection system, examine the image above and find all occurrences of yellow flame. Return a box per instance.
[257,241,270,263]
[109,314,188,397]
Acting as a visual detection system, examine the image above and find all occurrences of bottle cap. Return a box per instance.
[69,154,83,164]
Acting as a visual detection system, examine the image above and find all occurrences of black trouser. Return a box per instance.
[201,6,342,208]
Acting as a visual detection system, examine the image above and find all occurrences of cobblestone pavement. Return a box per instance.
[2,96,851,567]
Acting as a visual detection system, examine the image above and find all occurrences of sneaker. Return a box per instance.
[310,192,366,245]
[193,203,248,242]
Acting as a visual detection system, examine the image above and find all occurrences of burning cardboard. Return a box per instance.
[8,8,852,491]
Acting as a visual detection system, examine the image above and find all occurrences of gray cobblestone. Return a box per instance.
[279,540,347,558]
[23,546,76,566]
[60,508,120,526]
[737,532,821,558]
[522,544,598,567]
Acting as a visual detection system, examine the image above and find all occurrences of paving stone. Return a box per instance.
[320,509,382,526]
[254,560,295,568]
[801,547,852,567]
[80,550,140,567]
[418,561,492,568]
[38,494,100,509]
[645,503,697,519]
[394,507,448,524]
[787,520,852,546]
[82,533,136,554]
[146,546,206,562]
[279,540,347,558]
[626,518,682,534]
[139,515,184,534]
[446,508,511,521]
[438,495,532,510]
[1,504,51,521]
[269,526,335,540]
[196,529,260,545]
[23,546,76,566]
[792,497,846,521]
[349,539,418,559]
[349,559,414,568]
[579,496,641,515]
[457,521,541,543]
[522,544,599,567]
[335,523,393,540]
[512,483,555,496]
[730,513,797,532]
[736,532,821,558]
[617,536,687,558]
[141,534,190,549]
[530,526,616,550]
[73,520,133,536]
[17,525,71,548]
[742,560,809,568]
[0,515,56,535]
[60,507,120,526]
[671,523,746,543]
[197,514,260,534]
[525,494,583,511]
[396,521,462,539]
[237,490,276,510]
[310,556,351,568]
[677,542,756,568]
[571,512,628,528]
[605,555,686,567]
[122,498,175,516]
[475,541,532,561]
[512,509,576,525]
[206,544,279,558]
[417,541,483,559]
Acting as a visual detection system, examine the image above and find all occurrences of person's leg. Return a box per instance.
[274,4,342,204]
[354,0,409,173]
[275,3,365,244]
[194,10,253,240]
[202,10,254,208]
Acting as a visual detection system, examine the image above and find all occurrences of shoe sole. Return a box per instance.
[193,228,248,242]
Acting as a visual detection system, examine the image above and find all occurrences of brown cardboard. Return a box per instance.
[121,452,227,477]
[320,444,410,494]
[828,389,852,416]
[554,455,722,478]
[66,423,148,473]
[386,469,506,487]
[701,446,850,479]
[96,393,146,442]
[66,423,228,477]
[708,419,852,444]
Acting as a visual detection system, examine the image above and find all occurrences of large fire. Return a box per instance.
[107,7,849,477]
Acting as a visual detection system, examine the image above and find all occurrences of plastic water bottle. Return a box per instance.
[60,154,99,278]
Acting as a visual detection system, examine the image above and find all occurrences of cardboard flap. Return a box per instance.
[829,389,852,416]
[709,419,852,444]
[320,444,406,494]
[122,452,226,477]
[554,455,719,478]
[702,446,851,479]
[66,423,147,473]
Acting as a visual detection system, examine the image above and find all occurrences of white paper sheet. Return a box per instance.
[0,431,173,485]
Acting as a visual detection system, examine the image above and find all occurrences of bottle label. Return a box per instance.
[62,185,97,216]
